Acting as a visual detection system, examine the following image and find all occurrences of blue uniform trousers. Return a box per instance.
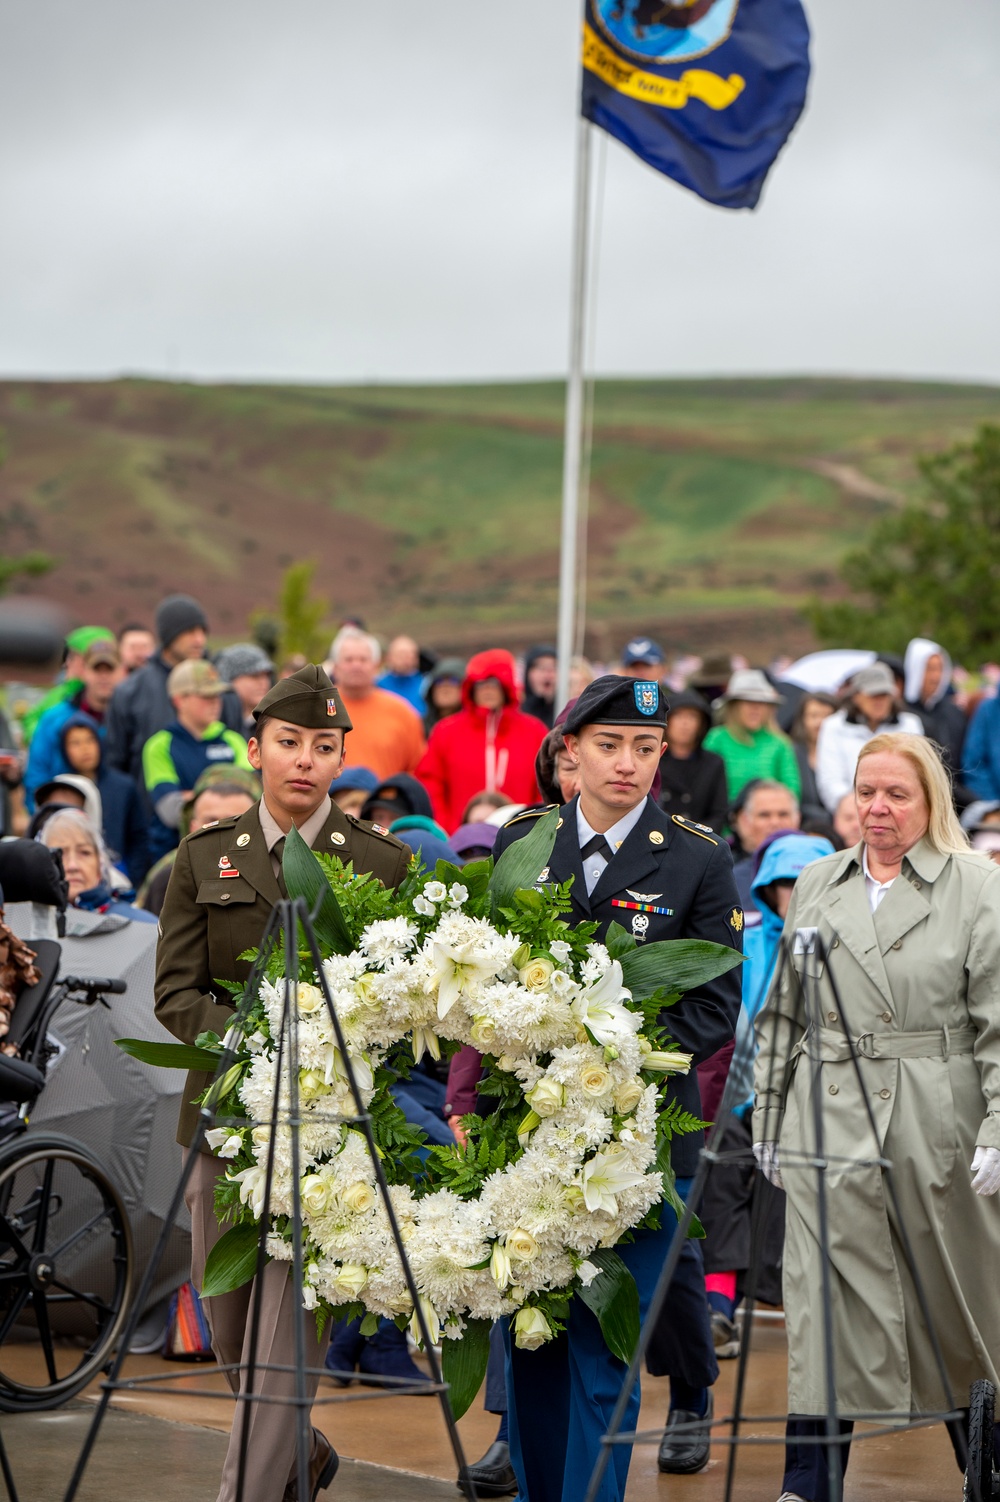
[503,1178,716,1502]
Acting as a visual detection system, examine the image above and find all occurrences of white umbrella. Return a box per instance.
[780,649,876,694]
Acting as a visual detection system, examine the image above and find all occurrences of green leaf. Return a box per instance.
[359,1311,380,1337]
[201,1221,262,1297]
[488,806,560,918]
[432,860,467,888]
[282,824,354,954]
[619,938,743,1003]
[605,921,637,959]
[441,1317,492,1421]
[576,1248,640,1365]
[115,1038,223,1071]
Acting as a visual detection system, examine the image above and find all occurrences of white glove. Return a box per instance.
[753,1140,784,1190]
[971,1145,1000,1196]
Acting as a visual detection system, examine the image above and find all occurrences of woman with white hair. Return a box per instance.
[39,807,156,924]
[754,733,1000,1502]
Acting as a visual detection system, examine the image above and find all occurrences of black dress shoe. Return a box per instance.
[657,1391,713,1474]
[457,1439,518,1497]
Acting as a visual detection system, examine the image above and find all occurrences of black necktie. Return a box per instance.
[580,833,615,864]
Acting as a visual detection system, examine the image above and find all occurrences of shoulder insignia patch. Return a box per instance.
[730,908,744,933]
[671,815,719,846]
[347,814,404,847]
[505,805,557,826]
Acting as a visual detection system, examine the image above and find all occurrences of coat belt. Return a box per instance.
[797,1026,978,1063]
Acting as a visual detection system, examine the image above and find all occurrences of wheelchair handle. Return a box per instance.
[61,975,128,997]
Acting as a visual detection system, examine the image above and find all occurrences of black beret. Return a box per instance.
[562,674,666,735]
[251,664,353,731]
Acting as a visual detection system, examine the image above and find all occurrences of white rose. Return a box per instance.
[205,1128,243,1159]
[580,1064,612,1097]
[300,1173,337,1216]
[298,1069,331,1100]
[496,1054,519,1072]
[613,1080,644,1115]
[526,1079,564,1118]
[470,1016,498,1048]
[332,1264,369,1299]
[424,881,448,903]
[341,1182,376,1215]
[519,958,554,992]
[514,1306,552,1351]
[296,983,325,1015]
[506,1229,538,1264]
[490,1241,512,1290]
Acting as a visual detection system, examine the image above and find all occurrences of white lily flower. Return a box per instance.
[205,1128,243,1159]
[410,1294,441,1349]
[412,1025,441,1063]
[580,1146,648,1214]
[572,961,637,1047]
[428,939,500,1020]
[229,1164,268,1218]
[643,1050,693,1075]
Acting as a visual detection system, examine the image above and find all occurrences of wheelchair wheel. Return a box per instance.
[965,1379,997,1502]
[0,1134,133,1411]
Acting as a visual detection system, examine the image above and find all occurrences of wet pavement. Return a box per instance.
[0,1319,966,1500]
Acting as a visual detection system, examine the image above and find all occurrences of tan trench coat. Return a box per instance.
[753,837,1000,1418]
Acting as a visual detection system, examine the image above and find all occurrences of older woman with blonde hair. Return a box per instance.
[753,732,1000,1502]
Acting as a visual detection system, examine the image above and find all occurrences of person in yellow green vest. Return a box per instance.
[142,660,251,862]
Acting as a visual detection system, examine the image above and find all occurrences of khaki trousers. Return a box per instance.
[185,1151,329,1502]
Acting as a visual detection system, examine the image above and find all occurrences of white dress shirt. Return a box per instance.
[575,799,647,896]
[862,844,897,913]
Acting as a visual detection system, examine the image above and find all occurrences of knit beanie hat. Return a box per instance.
[155,594,208,649]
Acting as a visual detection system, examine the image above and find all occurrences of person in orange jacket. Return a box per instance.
[416,649,547,833]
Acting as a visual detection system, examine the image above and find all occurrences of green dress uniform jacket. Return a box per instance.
[753,838,1000,1418]
[154,799,409,1149]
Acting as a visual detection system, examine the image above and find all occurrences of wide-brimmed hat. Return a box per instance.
[713,668,784,709]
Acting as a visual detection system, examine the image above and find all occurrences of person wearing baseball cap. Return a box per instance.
[815,661,925,814]
[155,663,409,1502]
[23,637,124,811]
[621,635,666,677]
[215,642,275,736]
[491,674,742,1498]
[141,658,253,863]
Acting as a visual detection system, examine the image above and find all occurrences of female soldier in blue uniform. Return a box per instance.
[493,674,743,1502]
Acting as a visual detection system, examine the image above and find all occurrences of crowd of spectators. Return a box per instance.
[2,595,999,933]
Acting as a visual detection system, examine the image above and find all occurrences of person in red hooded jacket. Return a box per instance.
[416,649,547,833]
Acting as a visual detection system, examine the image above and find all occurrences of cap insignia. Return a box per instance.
[634,681,659,716]
[326,698,337,717]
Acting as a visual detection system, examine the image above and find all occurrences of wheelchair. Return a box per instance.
[0,934,135,1413]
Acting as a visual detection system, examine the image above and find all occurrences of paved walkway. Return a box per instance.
[1,1322,966,1500]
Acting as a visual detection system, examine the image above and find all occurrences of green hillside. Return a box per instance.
[2,376,998,660]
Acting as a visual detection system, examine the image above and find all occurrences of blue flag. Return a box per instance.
[581,0,810,209]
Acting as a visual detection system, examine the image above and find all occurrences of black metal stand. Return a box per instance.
[583,933,967,1502]
[59,897,478,1502]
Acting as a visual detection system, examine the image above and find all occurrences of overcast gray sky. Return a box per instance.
[2,0,998,385]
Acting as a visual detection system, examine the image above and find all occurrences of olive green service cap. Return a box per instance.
[251,663,353,732]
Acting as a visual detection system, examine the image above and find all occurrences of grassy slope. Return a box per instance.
[2,376,999,658]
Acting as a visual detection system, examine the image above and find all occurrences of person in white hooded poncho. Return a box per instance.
[903,637,969,792]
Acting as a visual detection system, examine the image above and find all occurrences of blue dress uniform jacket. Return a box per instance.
[493,794,742,1502]
[493,793,744,1175]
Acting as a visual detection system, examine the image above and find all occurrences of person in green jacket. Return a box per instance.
[21,625,116,744]
[704,668,801,803]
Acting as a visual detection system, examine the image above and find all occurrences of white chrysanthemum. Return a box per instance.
[359,916,419,963]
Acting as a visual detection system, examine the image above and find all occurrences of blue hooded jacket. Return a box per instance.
[728,831,835,1115]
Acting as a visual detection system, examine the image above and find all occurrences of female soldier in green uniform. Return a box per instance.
[155,664,409,1502]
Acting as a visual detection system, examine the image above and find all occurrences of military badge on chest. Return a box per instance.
[611,890,674,942]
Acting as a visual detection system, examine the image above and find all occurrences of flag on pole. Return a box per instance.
[581,0,810,209]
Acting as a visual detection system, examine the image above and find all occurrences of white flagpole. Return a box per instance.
[555,114,592,714]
